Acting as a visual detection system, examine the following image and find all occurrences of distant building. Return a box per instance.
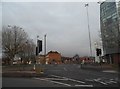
[12,55,22,64]
[46,51,62,64]
[61,56,72,64]
[100,0,120,64]
[79,57,93,64]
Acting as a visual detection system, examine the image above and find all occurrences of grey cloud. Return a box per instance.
[2,2,100,57]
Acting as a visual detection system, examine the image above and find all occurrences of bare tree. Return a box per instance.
[20,39,36,64]
[2,25,33,65]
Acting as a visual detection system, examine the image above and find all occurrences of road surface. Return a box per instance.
[2,64,119,87]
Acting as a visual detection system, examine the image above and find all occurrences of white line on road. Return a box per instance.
[33,77,95,87]
[34,78,71,86]
[102,70,118,73]
[110,81,117,83]
[51,75,68,79]
[64,68,67,71]
[47,80,71,86]
[99,81,108,85]
[44,78,69,80]
[51,75,85,84]
[106,81,117,84]
[69,78,85,84]
[94,79,108,85]
[85,79,94,82]
[75,85,93,87]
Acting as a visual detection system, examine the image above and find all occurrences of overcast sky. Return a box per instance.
[2,1,102,57]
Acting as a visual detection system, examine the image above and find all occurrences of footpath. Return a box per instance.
[81,63,119,73]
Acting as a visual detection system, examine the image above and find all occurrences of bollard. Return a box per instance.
[33,65,35,71]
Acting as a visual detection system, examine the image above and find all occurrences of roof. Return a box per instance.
[47,51,60,54]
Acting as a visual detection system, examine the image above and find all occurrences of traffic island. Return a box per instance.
[2,64,47,78]
[2,67,47,78]
[2,71,47,78]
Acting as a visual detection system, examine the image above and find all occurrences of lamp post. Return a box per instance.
[85,3,92,58]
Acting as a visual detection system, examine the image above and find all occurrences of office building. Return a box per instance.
[100,0,120,64]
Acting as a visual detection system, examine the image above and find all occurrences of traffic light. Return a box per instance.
[37,40,42,52]
[96,48,102,56]
[36,40,42,56]
[36,47,38,56]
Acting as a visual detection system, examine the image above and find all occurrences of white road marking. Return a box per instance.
[75,85,93,87]
[34,77,94,87]
[99,81,108,85]
[69,78,85,84]
[44,78,69,80]
[86,78,118,85]
[51,75,85,84]
[94,78,101,81]
[34,77,71,86]
[106,81,117,84]
[85,79,94,82]
[51,75,68,79]
[93,79,108,85]
[47,80,71,86]
[110,79,114,80]
[64,68,67,71]
[102,70,118,73]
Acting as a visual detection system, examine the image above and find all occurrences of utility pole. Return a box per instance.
[85,3,92,58]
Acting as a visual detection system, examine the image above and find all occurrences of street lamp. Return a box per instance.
[85,3,92,58]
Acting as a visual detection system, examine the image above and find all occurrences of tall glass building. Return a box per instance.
[100,0,120,64]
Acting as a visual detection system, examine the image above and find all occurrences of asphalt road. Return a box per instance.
[2,64,119,87]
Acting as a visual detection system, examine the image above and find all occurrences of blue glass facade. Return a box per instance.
[100,1,120,64]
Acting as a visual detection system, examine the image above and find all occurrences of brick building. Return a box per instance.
[45,51,61,64]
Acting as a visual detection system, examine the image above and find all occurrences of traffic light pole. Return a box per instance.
[34,36,39,71]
